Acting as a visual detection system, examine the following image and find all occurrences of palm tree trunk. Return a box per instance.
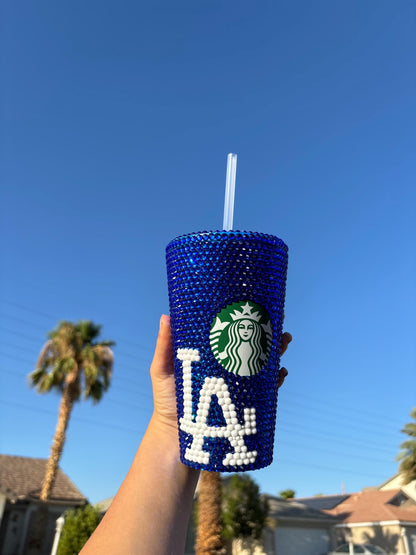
[195,471,225,555]
[28,380,76,554]
[40,381,75,500]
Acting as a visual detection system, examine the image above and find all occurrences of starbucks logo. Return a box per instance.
[210,301,273,376]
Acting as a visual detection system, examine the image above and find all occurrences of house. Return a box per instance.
[324,488,416,555]
[261,494,341,555]
[380,475,416,503]
[94,475,416,554]
[222,495,341,555]
[95,488,340,555]
[0,454,87,555]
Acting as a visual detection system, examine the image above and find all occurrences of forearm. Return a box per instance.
[80,416,199,554]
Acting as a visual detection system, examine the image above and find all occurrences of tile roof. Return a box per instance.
[325,489,416,523]
[265,495,341,523]
[0,454,87,504]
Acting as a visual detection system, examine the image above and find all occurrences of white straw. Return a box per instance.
[223,153,237,230]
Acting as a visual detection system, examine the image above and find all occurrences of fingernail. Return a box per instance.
[160,314,171,329]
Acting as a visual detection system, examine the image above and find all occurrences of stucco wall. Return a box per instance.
[380,476,416,503]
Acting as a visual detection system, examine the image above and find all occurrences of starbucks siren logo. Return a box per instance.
[210,301,273,376]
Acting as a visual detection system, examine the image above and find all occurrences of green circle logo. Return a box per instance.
[210,301,273,376]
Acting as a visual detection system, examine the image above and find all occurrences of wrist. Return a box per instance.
[150,412,180,444]
[149,413,199,470]
[145,415,200,487]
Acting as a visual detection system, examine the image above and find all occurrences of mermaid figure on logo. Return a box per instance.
[222,318,263,375]
[210,301,273,377]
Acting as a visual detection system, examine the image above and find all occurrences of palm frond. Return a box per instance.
[84,363,98,383]
[78,321,102,344]
[96,340,116,347]
[401,422,416,438]
[53,357,76,387]
[40,372,56,393]
[399,439,416,451]
[396,440,416,461]
[81,345,95,363]
[398,457,416,482]
[48,321,73,340]
[92,345,114,386]
[396,408,416,485]
[35,340,56,369]
[29,354,77,393]
[28,367,48,388]
[84,380,104,403]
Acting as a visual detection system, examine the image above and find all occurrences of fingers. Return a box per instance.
[279,332,291,389]
[280,332,292,355]
[151,319,292,385]
[150,315,174,380]
[278,367,288,388]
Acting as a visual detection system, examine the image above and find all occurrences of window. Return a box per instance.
[364,546,385,554]
[335,544,365,553]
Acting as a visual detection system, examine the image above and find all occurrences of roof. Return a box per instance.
[95,496,114,513]
[378,474,416,502]
[325,489,416,523]
[289,494,350,511]
[265,494,341,524]
[0,454,87,504]
[378,473,401,489]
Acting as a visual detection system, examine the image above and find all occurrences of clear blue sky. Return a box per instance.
[1,0,415,504]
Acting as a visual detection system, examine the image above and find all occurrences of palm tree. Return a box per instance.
[195,471,225,555]
[397,407,416,485]
[27,320,114,553]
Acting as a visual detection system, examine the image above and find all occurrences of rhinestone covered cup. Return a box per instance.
[166,230,288,472]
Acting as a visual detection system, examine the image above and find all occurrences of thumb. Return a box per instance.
[150,315,174,381]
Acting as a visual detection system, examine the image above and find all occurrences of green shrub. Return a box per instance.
[57,504,102,555]
[279,489,296,499]
[222,474,268,541]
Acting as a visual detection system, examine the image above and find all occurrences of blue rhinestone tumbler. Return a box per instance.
[166,230,288,472]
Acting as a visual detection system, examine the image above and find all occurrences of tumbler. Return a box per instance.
[166,230,288,472]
